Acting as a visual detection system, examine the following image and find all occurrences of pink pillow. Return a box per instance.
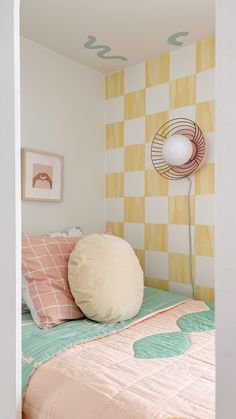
[22,234,84,329]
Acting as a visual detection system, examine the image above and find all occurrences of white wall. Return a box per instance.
[0,1,21,418]
[21,37,104,235]
[216,1,236,418]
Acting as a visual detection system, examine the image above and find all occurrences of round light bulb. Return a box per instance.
[162,134,193,166]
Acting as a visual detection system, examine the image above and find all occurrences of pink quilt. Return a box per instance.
[23,299,215,419]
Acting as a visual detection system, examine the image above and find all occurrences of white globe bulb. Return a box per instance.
[162,134,193,166]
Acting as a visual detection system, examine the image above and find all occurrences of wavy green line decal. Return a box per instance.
[84,36,128,61]
[168,31,189,46]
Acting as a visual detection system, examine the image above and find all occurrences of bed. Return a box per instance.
[22,287,215,419]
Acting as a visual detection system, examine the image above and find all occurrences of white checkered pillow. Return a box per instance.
[47,226,83,238]
[22,234,84,329]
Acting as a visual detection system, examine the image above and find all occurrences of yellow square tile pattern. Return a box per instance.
[169,196,195,225]
[170,75,196,109]
[125,144,145,172]
[105,35,215,300]
[106,122,124,149]
[145,111,169,143]
[146,53,170,87]
[195,163,215,195]
[169,253,195,284]
[145,224,168,252]
[106,222,124,238]
[134,249,145,270]
[105,173,124,197]
[196,36,215,73]
[124,89,146,120]
[145,170,168,196]
[196,101,215,133]
[145,278,169,291]
[105,71,124,100]
[195,225,214,257]
[124,197,145,223]
[195,285,215,301]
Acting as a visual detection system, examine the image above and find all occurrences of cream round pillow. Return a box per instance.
[68,234,144,323]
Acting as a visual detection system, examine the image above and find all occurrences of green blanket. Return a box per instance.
[22,287,187,394]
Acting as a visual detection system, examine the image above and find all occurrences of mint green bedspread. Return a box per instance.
[22,287,187,394]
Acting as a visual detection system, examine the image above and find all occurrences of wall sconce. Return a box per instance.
[151,118,206,180]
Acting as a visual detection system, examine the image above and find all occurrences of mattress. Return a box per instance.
[22,291,215,419]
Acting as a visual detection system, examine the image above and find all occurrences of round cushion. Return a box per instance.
[68,234,144,323]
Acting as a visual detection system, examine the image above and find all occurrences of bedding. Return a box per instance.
[47,225,83,238]
[21,226,83,311]
[22,288,215,419]
[22,234,84,329]
[21,302,30,314]
[69,234,144,322]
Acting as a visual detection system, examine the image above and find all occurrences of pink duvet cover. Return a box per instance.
[23,299,215,419]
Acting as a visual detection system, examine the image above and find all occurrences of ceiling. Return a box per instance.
[20,0,215,74]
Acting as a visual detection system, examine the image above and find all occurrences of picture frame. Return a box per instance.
[21,148,64,202]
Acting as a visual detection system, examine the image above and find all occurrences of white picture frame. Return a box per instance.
[21,148,64,202]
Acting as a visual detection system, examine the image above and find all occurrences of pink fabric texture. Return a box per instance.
[22,234,84,329]
[23,300,215,419]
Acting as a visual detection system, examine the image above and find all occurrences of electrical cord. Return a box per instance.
[187,176,194,298]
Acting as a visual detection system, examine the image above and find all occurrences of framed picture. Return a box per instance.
[21,148,64,202]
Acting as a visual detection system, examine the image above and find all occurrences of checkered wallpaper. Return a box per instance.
[105,36,215,301]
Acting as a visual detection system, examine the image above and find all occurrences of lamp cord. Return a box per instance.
[187,176,194,298]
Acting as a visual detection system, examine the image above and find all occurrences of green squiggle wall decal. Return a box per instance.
[168,31,189,46]
[84,36,128,61]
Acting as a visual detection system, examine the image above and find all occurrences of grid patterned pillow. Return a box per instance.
[22,234,84,329]
[22,226,83,308]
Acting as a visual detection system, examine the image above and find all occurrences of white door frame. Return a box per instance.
[216,1,236,418]
[0,1,21,418]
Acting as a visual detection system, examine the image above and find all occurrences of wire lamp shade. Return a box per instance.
[151,118,206,180]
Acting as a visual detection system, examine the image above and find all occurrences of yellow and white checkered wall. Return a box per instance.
[105,36,215,301]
